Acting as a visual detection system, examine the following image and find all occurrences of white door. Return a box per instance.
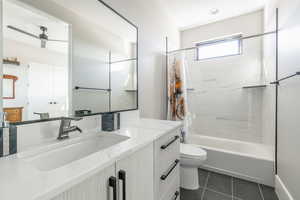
[50,66,68,117]
[28,63,68,120]
[28,63,52,120]
[116,144,154,200]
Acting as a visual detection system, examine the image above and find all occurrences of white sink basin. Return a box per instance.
[24,134,129,171]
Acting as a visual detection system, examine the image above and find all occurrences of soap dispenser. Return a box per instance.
[102,112,120,131]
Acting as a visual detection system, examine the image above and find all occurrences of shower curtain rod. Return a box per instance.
[167,31,276,54]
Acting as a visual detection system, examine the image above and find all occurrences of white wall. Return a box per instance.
[102,0,180,119]
[181,11,265,143]
[264,0,300,199]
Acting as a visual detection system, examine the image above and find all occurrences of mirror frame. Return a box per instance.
[3,74,18,99]
[1,0,138,125]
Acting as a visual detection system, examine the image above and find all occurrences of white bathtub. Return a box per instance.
[186,134,275,186]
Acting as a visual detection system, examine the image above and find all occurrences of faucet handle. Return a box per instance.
[0,112,9,128]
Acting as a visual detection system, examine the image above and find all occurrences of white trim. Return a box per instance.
[275,175,294,200]
[193,32,243,46]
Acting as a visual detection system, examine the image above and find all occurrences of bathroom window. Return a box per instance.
[196,34,242,61]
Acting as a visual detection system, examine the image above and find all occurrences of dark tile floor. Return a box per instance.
[180,169,279,200]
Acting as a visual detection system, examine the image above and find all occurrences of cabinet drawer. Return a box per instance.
[156,129,180,177]
[160,167,180,200]
[4,108,23,122]
[7,113,19,121]
[158,159,180,199]
[154,128,181,200]
[9,109,19,114]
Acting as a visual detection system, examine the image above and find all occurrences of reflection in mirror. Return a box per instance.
[2,0,69,122]
[64,0,138,114]
[2,0,138,123]
[110,22,137,112]
[111,58,137,112]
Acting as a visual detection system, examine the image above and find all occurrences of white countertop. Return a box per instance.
[0,119,182,200]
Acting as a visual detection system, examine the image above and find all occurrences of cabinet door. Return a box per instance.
[51,164,115,200]
[116,143,154,200]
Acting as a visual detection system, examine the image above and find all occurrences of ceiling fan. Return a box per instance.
[7,25,68,48]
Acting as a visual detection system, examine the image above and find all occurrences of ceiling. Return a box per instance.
[51,0,137,43]
[3,0,69,54]
[161,0,266,30]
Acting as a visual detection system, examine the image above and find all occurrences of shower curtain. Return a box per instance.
[167,53,189,138]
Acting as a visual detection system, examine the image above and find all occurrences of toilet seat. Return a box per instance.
[180,143,207,160]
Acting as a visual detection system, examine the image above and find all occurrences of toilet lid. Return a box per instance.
[180,143,207,159]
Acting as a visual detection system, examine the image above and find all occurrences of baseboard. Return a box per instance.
[275,175,294,200]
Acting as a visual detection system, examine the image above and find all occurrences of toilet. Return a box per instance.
[180,143,207,190]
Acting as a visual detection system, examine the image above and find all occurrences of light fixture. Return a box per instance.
[39,26,48,48]
[210,8,219,15]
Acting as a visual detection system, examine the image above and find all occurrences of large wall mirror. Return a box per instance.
[1,0,138,123]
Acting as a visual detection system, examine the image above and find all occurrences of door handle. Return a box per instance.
[109,176,117,200]
[172,191,180,200]
[160,159,180,180]
[118,170,126,200]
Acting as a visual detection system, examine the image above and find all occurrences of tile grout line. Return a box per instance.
[198,172,243,200]
[198,185,241,200]
[205,187,239,199]
[200,171,210,200]
[258,184,265,200]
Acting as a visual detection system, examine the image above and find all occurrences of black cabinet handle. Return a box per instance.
[118,170,126,200]
[173,191,180,200]
[160,159,180,180]
[109,176,117,200]
[161,135,180,150]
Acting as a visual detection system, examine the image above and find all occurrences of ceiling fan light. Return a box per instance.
[39,33,48,40]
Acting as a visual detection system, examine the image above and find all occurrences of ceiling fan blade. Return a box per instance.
[7,25,39,39]
[48,39,68,43]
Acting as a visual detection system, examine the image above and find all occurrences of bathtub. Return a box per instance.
[186,134,275,186]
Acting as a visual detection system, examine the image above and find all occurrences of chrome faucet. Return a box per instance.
[57,117,83,140]
[180,128,186,143]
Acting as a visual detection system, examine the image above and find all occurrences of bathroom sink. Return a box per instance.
[25,134,129,171]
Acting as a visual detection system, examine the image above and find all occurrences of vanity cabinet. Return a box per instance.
[51,144,154,200]
[50,127,181,200]
[154,129,181,200]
